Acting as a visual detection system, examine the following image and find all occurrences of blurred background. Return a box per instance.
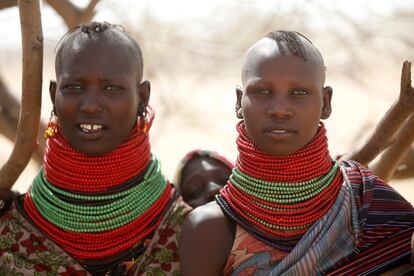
[0,0,413,201]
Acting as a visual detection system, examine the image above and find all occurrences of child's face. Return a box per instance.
[238,38,331,156]
[180,156,232,208]
[51,37,147,156]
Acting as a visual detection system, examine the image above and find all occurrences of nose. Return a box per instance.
[80,86,104,114]
[266,95,293,119]
[205,182,223,202]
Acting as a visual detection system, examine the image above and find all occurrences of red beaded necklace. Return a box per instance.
[23,109,175,261]
[44,123,151,193]
[236,121,333,182]
[219,121,343,239]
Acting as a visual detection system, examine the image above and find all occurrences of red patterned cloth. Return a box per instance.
[0,194,191,275]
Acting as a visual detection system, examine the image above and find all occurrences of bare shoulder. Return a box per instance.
[179,201,235,276]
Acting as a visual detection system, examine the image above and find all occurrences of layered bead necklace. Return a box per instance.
[43,122,151,193]
[23,113,174,262]
[217,121,343,249]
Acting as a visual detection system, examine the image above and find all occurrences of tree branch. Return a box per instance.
[0,0,43,190]
[341,61,414,166]
[44,0,100,29]
[0,0,17,10]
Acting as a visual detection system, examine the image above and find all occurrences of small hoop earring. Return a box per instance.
[236,109,243,119]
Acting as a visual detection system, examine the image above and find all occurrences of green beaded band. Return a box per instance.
[30,156,168,232]
[231,161,339,204]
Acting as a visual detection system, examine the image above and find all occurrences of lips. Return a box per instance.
[262,125,296,141]
[263,126,295,134]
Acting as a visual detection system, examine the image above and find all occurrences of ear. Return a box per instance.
[321,86,333,119]
[49,80,57,105]
[235,86,243,119]
[137,80,151,114]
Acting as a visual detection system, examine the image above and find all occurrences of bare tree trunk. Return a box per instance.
[0,0,99,166]
[0,0,43,190]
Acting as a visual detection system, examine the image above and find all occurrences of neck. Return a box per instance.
[216,121,343,245]
[44,124,151,192]
[236,120,333,182]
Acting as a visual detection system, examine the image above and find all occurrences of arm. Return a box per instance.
[370,114,414,182]
[392,146,414,179]
[341,61,414,166]
[179,201,234,276]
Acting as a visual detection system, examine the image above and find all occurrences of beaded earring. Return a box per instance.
[137,109,149,135]
[44,108,58,139]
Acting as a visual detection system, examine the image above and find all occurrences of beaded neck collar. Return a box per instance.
[22,110,175,269]
[217,121,343,249]
[44,123,150,193]
[236,120,333,182]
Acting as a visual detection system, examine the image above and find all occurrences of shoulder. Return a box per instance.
[179,201,235,276]
[181,200,234,243]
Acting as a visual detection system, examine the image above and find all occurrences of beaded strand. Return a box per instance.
[217,121,343,242]
[23,110,176,260]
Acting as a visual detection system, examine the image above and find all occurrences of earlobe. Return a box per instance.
[235,86,243,119]
[321,86,333,119]
[49,80,57,104]
[138,80,151,112]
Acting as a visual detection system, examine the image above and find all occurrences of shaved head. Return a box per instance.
[242,31,326,86]
[55,22,144,82]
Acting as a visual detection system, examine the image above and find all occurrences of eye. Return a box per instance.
[291,89,309,96]
[62,84,82,91]
[182,180,206,201]
[186,187,204,201]
[104,85,122,92]
[254,89,272,96]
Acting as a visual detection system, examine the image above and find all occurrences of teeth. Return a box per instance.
[270,130,287,134]
[79,124,104,132]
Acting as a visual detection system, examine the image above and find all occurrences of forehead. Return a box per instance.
[181,156,230,180]
[242,38,325,85]
[57,34,139,79]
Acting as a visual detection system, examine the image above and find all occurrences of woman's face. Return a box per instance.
[180,156,232,208]
[51,37,147,156]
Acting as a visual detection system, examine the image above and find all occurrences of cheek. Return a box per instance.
[54,96,77,122]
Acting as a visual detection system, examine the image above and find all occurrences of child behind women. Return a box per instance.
[0,22,191,275]
[179,31,414,275]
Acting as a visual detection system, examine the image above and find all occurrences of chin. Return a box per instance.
[263,146,297,157]
[74,145,115,157]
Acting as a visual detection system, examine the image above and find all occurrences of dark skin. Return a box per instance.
[180,156,232,208]
[179,37,332,275]
[0,30,152,210]
[50,31,150,156]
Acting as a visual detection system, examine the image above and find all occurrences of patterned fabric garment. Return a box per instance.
[0,193,191,276]
[223,161,414,276]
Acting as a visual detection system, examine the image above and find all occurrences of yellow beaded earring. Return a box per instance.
[44,108,58,139]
